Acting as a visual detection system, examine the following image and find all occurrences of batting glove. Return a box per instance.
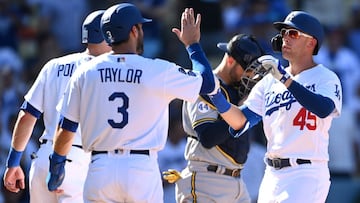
[163,169,182,183]
[258,55,290,84]
[46,152,66,191]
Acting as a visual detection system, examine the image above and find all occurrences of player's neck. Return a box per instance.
[288,59,317,75]
[215,69,231,86]
[85,43,111,56]
[111,41,137,55]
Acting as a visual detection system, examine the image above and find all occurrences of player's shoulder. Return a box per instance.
[256,73,274,85]
[125,55,179,70]
[313,64,340,79]
[140,56,177,67]
[45,52,86,66]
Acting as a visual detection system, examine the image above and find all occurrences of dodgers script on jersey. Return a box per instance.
[24,53,93,145]
[58,53,204,152]
[244,64,342,160]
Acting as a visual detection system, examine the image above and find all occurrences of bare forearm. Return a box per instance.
[219,104,247,130]
[12,111,37,151]
[53,128,75,156]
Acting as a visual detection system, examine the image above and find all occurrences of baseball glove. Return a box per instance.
[162,169,182,184]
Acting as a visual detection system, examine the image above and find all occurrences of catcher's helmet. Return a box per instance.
[273,11,324,55]
[100,3,152,44]
[217,34,264,70]
[82,10,105,44]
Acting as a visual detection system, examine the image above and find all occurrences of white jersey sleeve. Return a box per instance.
[311,65,342,117]
[24,52,92,144]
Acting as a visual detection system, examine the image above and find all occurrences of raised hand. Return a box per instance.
[172,8,201,47]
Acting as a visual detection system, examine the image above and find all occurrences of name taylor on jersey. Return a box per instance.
[98,67,142,83]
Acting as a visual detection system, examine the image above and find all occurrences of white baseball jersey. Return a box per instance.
[25,52,93,145]
[244,64,342,161]
[24,52,94,203]
[58,53,203,152]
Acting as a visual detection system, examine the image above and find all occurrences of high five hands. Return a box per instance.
[172,8,201,47]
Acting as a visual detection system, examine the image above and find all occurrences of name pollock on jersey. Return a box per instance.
[98,67,142,83]
[58,63,76,77]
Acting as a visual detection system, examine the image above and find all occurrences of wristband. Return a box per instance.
[209,91,231,113]
[6,147,23,167]
[280,72,291,84]
[50,151,67,163]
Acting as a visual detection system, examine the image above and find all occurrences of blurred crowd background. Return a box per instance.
[0,0,359,203]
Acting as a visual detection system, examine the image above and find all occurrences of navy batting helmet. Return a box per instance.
[217,34,264,69]
[82,10,105,44]
[273,11,324,55]
[100,3,152,44]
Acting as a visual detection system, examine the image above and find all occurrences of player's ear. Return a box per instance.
[306,38,317,52]
[226,54,236,66]
[131,24,139,37]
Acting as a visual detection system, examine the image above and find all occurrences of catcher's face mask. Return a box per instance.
[237,58,272,99]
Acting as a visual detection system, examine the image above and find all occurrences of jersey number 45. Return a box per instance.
[293,107,317,130]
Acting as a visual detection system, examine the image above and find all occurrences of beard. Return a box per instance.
[136,35,144,55]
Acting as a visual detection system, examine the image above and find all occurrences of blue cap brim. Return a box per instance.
[142,18,152,23]
[217,43,229,53]
[273,22,298,31]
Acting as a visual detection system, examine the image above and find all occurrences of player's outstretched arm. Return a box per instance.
[4,109,39,192]
[209,90,248,131]
[172,8,217,94]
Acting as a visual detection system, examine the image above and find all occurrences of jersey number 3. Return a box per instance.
[108,92,129,129]
[293,107,317,130]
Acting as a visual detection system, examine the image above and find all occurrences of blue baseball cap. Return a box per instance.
[101,3,152,44]
[273,11,324,54]
[82,10,105,44]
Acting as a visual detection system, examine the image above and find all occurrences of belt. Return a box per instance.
[207,165,241,178]
[91,149,150,156]
[41,139,82,149]
[266,158,311,170]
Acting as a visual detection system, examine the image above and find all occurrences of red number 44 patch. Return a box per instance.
[293,107,317,130]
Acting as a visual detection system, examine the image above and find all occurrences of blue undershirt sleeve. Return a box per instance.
[287,81,335,118]
[186,43,215,94]
[194,120,232,148]
[229,106,262,138]
[59,115,78,132]
[20,101,42,119]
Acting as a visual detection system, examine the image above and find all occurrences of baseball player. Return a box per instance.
[46,4,218,203]
[208,11,342,203]
[165,34,268,203]
[3,10,111,202]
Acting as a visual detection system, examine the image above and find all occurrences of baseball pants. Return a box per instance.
[29,141,90,203]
